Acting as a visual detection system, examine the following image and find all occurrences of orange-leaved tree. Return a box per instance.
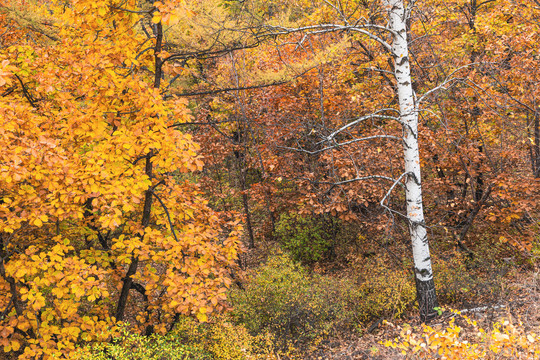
[0,0,240,359]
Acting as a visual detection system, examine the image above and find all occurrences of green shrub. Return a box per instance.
[433,251,475,303]
[76,318,275,360]
[432,245,506,305]
[75,324,209,360]
[275,213,334,263]
[229,254,343,349]
[229,253,423,351]
[345,255,417,322]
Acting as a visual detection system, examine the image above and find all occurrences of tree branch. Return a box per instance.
[151,191,180,244]
[167,66,316,98]
[14,74,37,108]
[380,171,409,207]
[323,111,402,141]
[263,23,394,52]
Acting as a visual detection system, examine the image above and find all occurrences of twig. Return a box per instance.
[459,304,506,314]
[151,191,180,243]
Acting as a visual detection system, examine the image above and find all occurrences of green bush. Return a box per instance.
[76,324,209,360]
[229,254,343,349]
[76,318,275,360]
[275,213,334,263]
[228,253,433,353]
[432,245,507,305]
[345,255,417,322]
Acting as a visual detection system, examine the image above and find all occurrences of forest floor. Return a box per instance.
[303,267,540,359]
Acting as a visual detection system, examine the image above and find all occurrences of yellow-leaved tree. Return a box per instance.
[0,0,240,358]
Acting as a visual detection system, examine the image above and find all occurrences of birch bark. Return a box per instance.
[385,0,439,322]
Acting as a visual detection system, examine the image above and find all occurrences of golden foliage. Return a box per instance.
[384,310,540,359]
[0,1,240,359]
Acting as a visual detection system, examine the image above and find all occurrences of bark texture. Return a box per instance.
[385,0,439,322]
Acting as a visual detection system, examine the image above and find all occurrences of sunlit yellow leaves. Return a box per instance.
[196,311,208,322]
[0,0,241,358]
[97,6,107,17]
[3,339,20,353]
[33,214,48,227]
[152,12,162,24]
[384,310,540,359]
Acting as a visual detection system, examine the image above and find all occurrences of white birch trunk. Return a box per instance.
[385,0,438,322]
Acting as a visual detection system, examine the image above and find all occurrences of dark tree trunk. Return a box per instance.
[115,153,154,321]
[241,189,255,249]
[415,277,439,322]
[115,20,162,320]
[534,113,540,178]
[233,131,256,249]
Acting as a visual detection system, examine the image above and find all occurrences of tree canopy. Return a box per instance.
[1,0,539,359]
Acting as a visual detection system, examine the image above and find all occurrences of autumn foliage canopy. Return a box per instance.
[0,0,240,358]
[1,0,540,359]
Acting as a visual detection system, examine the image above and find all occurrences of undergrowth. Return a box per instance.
[76,317,275,360]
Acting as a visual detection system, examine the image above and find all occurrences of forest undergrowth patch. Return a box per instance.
[303,267,540,359]
[227,235,538,359]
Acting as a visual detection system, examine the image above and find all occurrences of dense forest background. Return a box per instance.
[0,0,539,359]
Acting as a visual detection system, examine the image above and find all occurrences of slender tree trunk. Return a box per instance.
[386,0,438,322]
[534,112,540,178]
[116,21,163,322]
[234,144,256,249]
[115,153,153,321]
[241,185,255,249]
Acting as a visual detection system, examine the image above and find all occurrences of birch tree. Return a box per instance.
[385,0,438,322]
[261,0,439,321]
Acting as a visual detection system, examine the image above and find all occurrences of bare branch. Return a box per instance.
[324,111,402,141]
[263,23,394,52]
[323,0,350,25]
[151,192,180,244]
[326,135,403,150]
[162,40,261,63]
[111,6,156,14]
[168,119,236,128]
[380,171,409,207]
[277,135,402,155]
[417,62,492,104]
[168,66,316,98]
[13,74,38,108]
[318,175,400,186]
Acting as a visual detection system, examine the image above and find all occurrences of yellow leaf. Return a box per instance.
[196,312,208,322]
[11,340,20,352]
[18,320,31,332]
[152,14,161,24]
